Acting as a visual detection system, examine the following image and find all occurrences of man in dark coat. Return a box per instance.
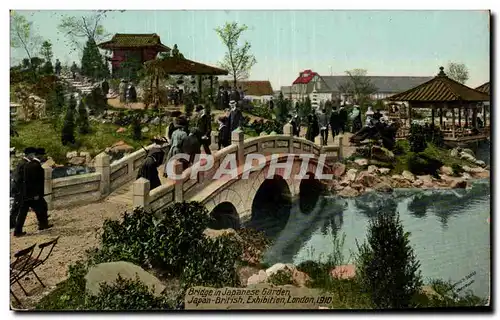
[14,148,52,237]
[182,128,202,166]
[338,105,348,134]
[230,87,241,102]
[290,114,300,137]
[10,147,34,229]
[195,105,212,154]
[305,113,318,142]
[137,148,164,190]
[329,106,341,141]
[217,116,231,149]
[228,100,243,132]
[317,108,329,146]
[217,86,226,110]
[54,59,61,76]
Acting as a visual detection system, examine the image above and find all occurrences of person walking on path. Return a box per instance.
[329,106,341,142]
[290,114,300,137]
[194,105,212,154]
[14,148,52,237]
[54,59,61,76]
[317,108,329,146]
[10,147,34,230]
[217,116,231,149]
[70,62,78,80]
[350,106,362,133]
[339,105,348,134]
[164,116,189,176]
[305,112,319,142]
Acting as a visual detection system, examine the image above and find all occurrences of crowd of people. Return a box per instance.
[136,101,245,191]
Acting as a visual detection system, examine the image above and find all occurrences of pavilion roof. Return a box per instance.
[146,57,228,76]
[475,82,490,95]
[387,67,490,103]
[98,33,171,52]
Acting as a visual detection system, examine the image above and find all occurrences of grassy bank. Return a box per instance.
[10,119,163,164]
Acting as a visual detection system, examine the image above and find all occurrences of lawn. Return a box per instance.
[10,119,164,165]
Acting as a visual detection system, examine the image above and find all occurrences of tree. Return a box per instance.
[446,62,469,84]
[87,86,107,115]
[57,11,110,51]
[215,22,257,87]
[10,11,41,63]
[81,38,109,80]
[40,41,54,74]
[132,113,142,141]
[337,69,377,107]
[46,81,66,118]
[77,98,90,134]
[275,92,289,124]
[61,95,77,145]
[298,96,312,119]
[355,207,423,308]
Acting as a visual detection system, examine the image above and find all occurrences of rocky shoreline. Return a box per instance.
[326,146,489,198]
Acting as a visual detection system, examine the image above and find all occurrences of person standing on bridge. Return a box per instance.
[317,108,329,146]
[14,148,52,237]
[137,147,164,191]
[194,105,212,155]
[228,100,243,132]
[217,116,231,149]
[164,116,189,176]
[305,112,318,142]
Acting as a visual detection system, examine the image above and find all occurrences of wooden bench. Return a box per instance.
[10,237,59,305]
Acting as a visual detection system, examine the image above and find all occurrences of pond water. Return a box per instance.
[254,142,491,299]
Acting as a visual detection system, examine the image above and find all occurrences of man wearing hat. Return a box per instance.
[228,100,243,132]
[137,146,165,191]
[14,148,52,237]
[194,105,212,155]
[10,147,35,229]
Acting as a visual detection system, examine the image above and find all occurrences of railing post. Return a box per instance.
[173,161,184,202]
[283,123,294,153]
[43,167,53,210]
[133,178,150,210]
[337,135,344,160]
[95,153,111,197]
[232,130,245,166]
[210,131,218,151]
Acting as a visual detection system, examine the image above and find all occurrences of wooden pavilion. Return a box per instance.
[98,34,171,76]
[387,67,490,146]
[144,56,228,104]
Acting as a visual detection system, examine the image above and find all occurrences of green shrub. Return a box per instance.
[393,140,410,156]
[451,163,464,177]
[247,105,274,120]
[61,95,76,146]
[268,269,294,286]
[181,235,242,289]
[77,99,90,134]
[132,112,142,141]
[355,209,423,308]
[407,152,443,177]
[84,275,173,311]
[408,123,444,153]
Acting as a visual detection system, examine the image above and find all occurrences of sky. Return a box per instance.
[10,10,490,89]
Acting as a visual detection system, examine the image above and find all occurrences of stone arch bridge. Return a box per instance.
[133,123,343,228]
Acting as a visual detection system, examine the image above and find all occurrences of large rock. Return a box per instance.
[85,261,166,297]
[475,160,486,167]
[402,170,415,182]
[439,166,453,176]
[378,168,391,175]
[345,168,358,182]
[151,116,161,125]
[331,163,346,177]
[354,158,369,167]
[373,182,393,193]
[367,165,379,174]
[265,263,295,277]
[109,140,135,153]
[450,179,467,189]
[462,165,485,174]
[66,151,78,159]
[68,156,86,166]
[246,270,268,286]
[338,186,360,198]
[450,148,459,157]
[371,145,395,162]
[413,179,424,187]
[292,269,311,287]
[356,171,379,187]
[460,152,476,162]
[330,264,356,280]
[462,148,475,157]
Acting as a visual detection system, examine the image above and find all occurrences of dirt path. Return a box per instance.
[10,200,129,309]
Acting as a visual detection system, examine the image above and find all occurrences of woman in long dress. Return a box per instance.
[164,116,188,177]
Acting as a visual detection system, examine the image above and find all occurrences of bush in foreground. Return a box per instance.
[355,208,423,308]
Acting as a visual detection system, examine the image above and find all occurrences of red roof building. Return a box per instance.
[292,69,319,84]
[98,33,171,77]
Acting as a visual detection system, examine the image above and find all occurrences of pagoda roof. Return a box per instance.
[145,56,228,76]
[98,33,171,52]
[475,82,490,95]
[388,67,490,103]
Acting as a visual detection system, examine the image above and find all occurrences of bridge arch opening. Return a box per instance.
[299,172,323,214]
[249,175,292,238]
[208,202,241,230]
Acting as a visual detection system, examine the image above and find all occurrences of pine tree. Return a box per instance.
[355,206,423,308]
[87,86,107,115]
[132,113,142,141]
[275,92,288,124]
[81,38,109,80]
[46,81,66,117]
[77,98,90,134]
[61,94,77,145]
